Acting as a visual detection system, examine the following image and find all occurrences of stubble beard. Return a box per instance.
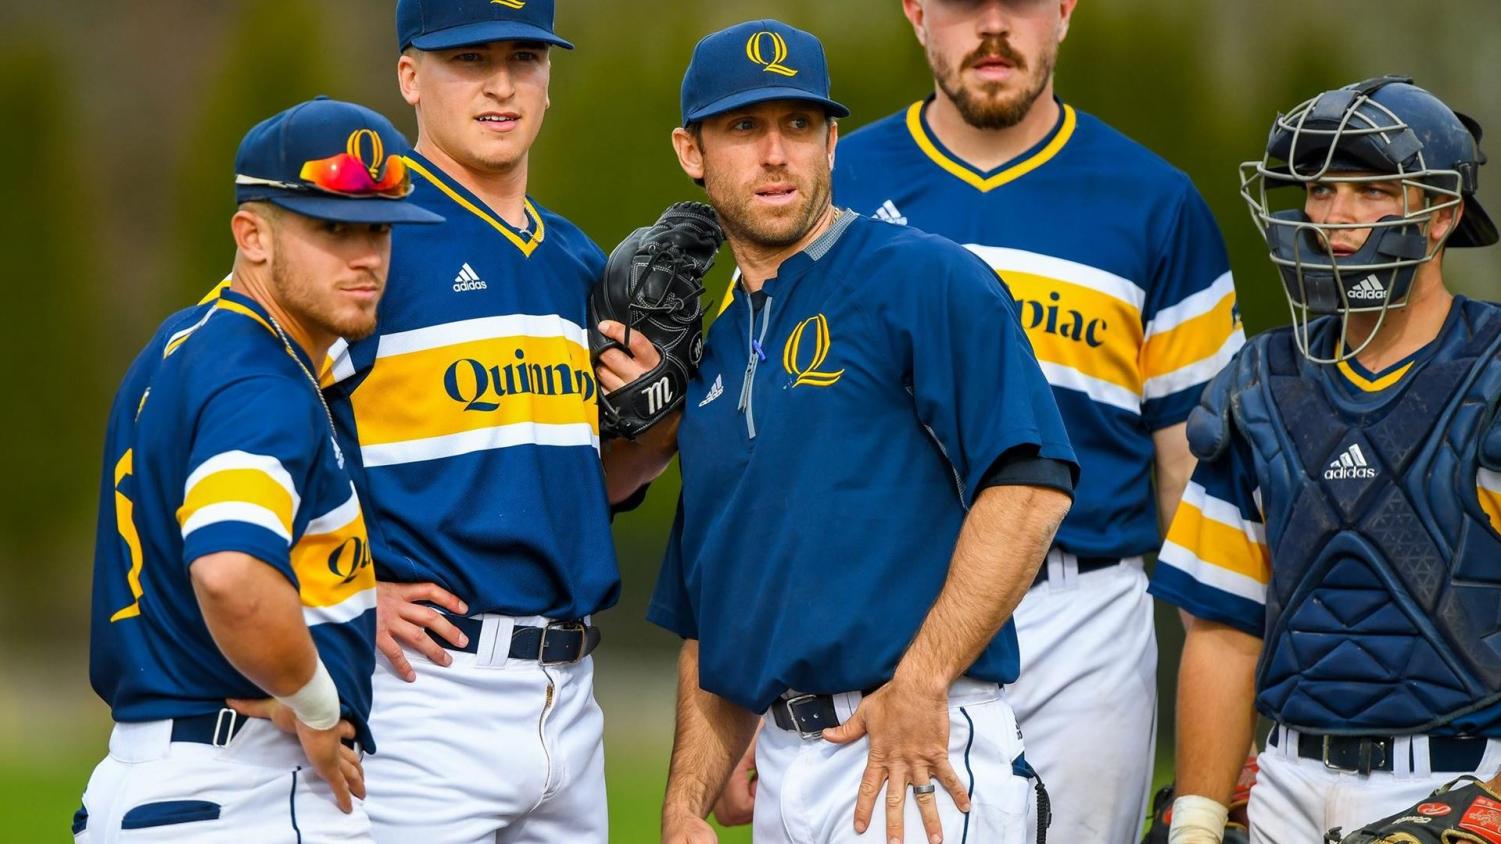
[270,248,378,344]
[706,166,832,252]
[931,34,1056,131]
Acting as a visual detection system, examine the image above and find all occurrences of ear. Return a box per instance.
[231,207,275,266]
[1430,198,1462,245]
[397,51,421,107]
[901,0,927,47]
[827,119,840,170]
[672,126,706,183]
[1058,0,1079,41]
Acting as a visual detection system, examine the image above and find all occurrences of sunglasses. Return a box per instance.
[235,152,412,199]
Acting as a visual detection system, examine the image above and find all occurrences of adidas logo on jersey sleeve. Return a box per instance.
[872,200,907,226]
[1346,275,1386,301]
[1324,443,1378,479]
[453,262,488,292]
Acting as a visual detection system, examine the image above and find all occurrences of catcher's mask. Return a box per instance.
[1239,75,1496,363]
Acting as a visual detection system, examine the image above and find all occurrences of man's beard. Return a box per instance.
[271,249,378,343]
[930,34,1055,131]
[706,166,832,251]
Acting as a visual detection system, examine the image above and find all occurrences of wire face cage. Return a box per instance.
[1240,79,1467,363]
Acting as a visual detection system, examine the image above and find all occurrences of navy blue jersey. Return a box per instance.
[324,152,618,619]
[648,212,1077,712]
[834,99,1243,560]
[90,288,378,748]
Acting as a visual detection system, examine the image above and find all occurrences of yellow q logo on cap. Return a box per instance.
[746,31,798,77]
[346,129,384,179]
[491,0,527,9]
[783,314,844,388]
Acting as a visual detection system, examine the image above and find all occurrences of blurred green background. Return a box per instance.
[2,0,1498,840]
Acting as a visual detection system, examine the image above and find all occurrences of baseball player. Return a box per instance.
[78,97,442,842]
[318,2,679,841]
[817,3,1247,841]
[650,20,1078,844]
[1151,77,1501,843]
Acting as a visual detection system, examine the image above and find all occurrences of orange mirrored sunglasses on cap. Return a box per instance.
[298,151,411,198]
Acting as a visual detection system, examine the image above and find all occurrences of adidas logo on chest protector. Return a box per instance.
[1324,442,1378,480]
[453,262,488,292]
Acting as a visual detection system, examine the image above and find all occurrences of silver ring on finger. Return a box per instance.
[911,783,937,795]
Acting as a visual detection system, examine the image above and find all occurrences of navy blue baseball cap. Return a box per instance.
[681,19,849,126]
[397,0,573,52]
[234,97,443,225]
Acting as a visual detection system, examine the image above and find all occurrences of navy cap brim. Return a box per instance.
[685,87,850,125]
[266,194,445,225]
[409,21,573,51]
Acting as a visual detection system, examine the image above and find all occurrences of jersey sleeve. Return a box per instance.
[1138,180,1245,429]
[894,247,1078,506]
[646,496,699,640]
[1149,433,1270,636]
[178,375,321,579]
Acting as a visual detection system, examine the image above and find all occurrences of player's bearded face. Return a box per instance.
[697,107,835,249]
[270,215,389,343]
[405,43,551,173]
[928,31,1057,130]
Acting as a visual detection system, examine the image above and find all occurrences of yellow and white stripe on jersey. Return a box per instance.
[1157,480,1271,606]
[177,450,300,544]
[291,482,376,626]
[1479,467,1501,534]
[1141,271,1243,401]
[967,245,1146,413]
[350,314,601,468]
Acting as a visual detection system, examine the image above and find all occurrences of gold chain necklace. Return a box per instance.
[264,312,343,465]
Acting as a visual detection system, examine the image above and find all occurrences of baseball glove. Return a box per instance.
[588,201,724,439]
[1327,777,1501,843]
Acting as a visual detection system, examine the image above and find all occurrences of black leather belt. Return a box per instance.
[1272,728,1489,775]
[769,688,882,739]
[770,693,847,738]
[426,614,600,664]
[1032,555,1120,587]
[170,709,249,746]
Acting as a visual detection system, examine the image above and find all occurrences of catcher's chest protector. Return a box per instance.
[1229,316,1501,732]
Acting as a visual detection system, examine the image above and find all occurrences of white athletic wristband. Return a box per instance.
[1168,795,1229,844]
[275,658,341,731]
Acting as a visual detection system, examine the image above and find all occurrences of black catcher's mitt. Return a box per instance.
[588,201,723,439]
[1327,777,1501,844]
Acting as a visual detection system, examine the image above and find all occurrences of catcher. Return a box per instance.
[1147,76,1501,843]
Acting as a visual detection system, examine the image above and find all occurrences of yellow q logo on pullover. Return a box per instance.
[783,314,844,388]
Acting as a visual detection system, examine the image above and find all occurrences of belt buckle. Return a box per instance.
[539,621,586,665]
[1322,736,1387,774]
[212,708,240,748]
[782,694,825,741]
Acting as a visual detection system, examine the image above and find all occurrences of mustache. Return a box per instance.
[962,35,1027,73]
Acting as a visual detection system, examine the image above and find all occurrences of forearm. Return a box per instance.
[192,551,319,697]
[663,639,761,823]
[894,484,1070,691]
[602,412,680,504]
[1153,422,1194,533]
[1175,617,1261,804]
